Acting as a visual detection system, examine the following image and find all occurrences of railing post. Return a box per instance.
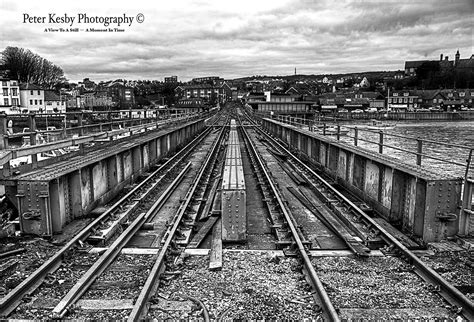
[61,114,67,139]
[323,123,326,136]
[416,139,423,166]
[336,125,340,140]
[464,149,473,180]
[378,131,384,154]
[0,113,10,177]
[79,112,87,151]
[459,178,473,236]
[0,112,9,150]
[354,127,358,146]
[78,112,84,137]
[29,112,38,169]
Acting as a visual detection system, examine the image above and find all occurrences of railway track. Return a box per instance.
[128,116,226,320]
[239,119,339,320]
[145,115,328,319]
[241,109,473,320]
[1,106,472,320]
[0,116,227,319]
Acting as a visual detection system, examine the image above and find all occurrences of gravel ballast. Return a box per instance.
[312,256,457,319]
[149,251,322,320]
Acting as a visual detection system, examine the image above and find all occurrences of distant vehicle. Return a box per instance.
[416,108,431,112]
[365,108,378,113]
[351,109,364,113]
[47,126,57,131]
[428,107,442,112]
[338,108,349,113]
[460,107,469,111]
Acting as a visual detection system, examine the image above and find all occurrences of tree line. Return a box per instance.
[1,46,65,88]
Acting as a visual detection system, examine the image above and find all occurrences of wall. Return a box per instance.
[261,118,463,243]
[20,89,45,112]
[13,119,205,236]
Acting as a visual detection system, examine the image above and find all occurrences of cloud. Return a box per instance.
[1,0,472,81]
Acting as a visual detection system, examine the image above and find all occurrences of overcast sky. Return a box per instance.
[1,0,472,82]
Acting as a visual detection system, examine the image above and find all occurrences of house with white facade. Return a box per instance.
[19,83,45,113]
[0,77,21,114]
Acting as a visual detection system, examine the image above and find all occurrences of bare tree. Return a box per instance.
[1,46,65,87]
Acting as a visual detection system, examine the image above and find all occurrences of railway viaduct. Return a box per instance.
[0,111,471,243]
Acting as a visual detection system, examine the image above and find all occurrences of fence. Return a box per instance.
[271,114,473,175]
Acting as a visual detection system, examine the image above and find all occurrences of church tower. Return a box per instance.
[455,49,460,67]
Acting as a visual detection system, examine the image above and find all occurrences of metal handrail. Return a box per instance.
[353,136,468,167]
[347,125,473,150]
[5,112,202,139]
[274,115,473,172]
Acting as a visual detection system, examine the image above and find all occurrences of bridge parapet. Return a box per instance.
[261,118,463,243]
[5,119,205,236]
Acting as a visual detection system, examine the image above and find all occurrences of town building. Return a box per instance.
[175,83,232,104]
[0,77,20,114]
[44,90,67,113]
[358,77,370,88]
[63,90,82,111]
[81,90,114,110]
[387,90,418,111]
[105,81,136,108]
[164,76,178,83]
[357,91,385,109]
[285,83,316,97]
[174,98,205,113]
[441,89,474,110]
[318,97,370,112]
[412,90,447,109]
[19,83,45,113]
[191,76,223,85]
[404,50,474,77]
[246,91,314,115]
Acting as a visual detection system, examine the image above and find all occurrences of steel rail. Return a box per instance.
[255,120,474,320]
[52,163,192,317]
[127,125,226,321]
[0,126,212,317]
[239,124,340,322]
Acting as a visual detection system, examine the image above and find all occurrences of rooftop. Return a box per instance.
[19,83,43,90]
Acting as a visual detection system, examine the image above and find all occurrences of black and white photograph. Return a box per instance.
[0,0,473,320]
